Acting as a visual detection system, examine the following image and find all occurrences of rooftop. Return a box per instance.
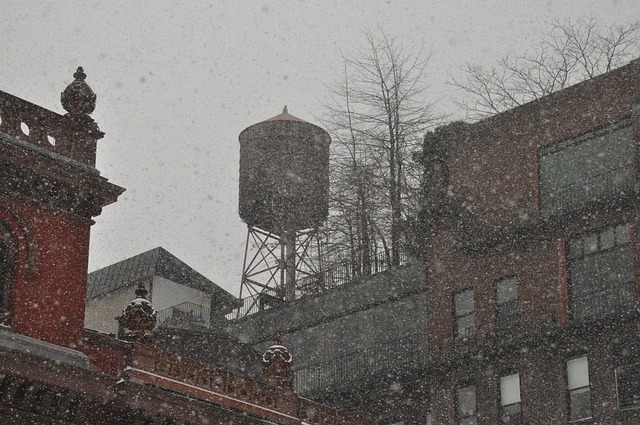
[87,247,240,312]
[262,105,308,123]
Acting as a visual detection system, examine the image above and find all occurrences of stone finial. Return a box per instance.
[282,105,288,114]
[120,283,157,341]
[61,66,97,117]
[262,332,293,389]
[73,67,87,81]
[135,283,149,299]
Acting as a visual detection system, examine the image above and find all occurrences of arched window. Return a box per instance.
[0,222,15,324]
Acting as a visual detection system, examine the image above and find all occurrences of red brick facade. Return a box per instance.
[422,59,640,424]
[0,89,123,348]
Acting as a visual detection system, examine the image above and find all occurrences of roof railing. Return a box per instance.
[293,332,427,394]
[229,249,414,318]
[157,301,211,329]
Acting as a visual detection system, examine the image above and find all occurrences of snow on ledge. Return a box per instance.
[0,326,90,369]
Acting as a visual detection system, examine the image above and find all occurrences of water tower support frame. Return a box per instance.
[236,225,325,318]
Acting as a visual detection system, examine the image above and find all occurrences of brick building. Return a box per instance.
[0,69,369,425]
[420,58,640,423]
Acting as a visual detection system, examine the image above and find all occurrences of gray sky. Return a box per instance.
[2,1,638,295]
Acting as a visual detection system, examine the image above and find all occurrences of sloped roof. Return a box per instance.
[87,247,240,311]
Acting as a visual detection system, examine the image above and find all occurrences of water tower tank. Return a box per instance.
[239,107,331,234]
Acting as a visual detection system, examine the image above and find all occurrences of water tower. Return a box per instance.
[237,107,331,317]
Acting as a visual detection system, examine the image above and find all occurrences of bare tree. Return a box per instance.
[451,17,640,119]
[321,29,439,273]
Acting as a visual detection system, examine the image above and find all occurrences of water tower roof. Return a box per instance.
[263,105,308,123]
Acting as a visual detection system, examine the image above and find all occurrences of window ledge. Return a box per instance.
[0,326,89,369]
[568,417,593,423]
[454,192,640,254]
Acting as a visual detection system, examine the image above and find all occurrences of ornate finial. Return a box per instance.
[119,283,157,342]
[135,282,149,299]
[262,332,293,389]
[282,105,288,114]
[73,67,87,81]
[61,66,97,117]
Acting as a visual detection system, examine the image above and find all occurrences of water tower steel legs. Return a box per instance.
[283,230,296,302]
[236,226,324,318]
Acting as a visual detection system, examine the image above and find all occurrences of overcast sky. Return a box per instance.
[2,1,638,296]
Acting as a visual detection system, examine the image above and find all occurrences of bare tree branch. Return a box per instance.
[450,17,640,120]
[319,28,441,273]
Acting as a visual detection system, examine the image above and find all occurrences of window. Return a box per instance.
[495,277,517,328]
[454,289,475,339]
[500,373,522,424]
[567,356,592,422]
[539,121,633,215]
[0,241,7,303]
[424,412,432,425]
[615,362,640,410]
[457,385,477,425]
[0,223,15,324]
[568,223,633,320]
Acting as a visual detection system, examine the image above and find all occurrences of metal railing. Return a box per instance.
[157,302,211,329]
[229,290,280,318]
[231,249,414,318]
[299,249,413,290]
[293,333,426,395]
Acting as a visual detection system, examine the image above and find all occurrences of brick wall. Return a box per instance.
[422,59,640,424]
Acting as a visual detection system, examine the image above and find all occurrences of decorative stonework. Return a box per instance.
[0,67,106,166]
[262,333,293,388]
[59,67,104,154]
[61,67,96,117]
[120,283,157,341]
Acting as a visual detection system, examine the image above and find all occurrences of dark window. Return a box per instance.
[454,289,475,339]
[0,243,6,306]
[615,362,640,410]
[424,412,432,425]
[457,385,477,425]
[568,223,633,320]
[0,224,14,324]
[567,356,592,422]
[495,277,517,328]
[539,121,634,215]
[500,373,522,424]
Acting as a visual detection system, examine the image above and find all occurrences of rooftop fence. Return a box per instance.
[232,249,414,318]
[157,301,211,329]
[293,332,427,395]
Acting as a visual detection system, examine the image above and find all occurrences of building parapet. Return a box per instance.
[228,264,426,343]
[0,85,102,167]
[127,343,369,425]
